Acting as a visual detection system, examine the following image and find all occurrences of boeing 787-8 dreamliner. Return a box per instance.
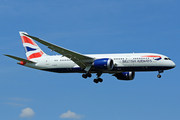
[4,32,176,83]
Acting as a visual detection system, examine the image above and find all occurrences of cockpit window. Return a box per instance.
[164,58,171,60]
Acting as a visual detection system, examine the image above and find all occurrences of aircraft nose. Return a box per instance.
[171,61,176,68]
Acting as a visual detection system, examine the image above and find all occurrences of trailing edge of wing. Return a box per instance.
[24,34,94,69]
[4,54,35,63]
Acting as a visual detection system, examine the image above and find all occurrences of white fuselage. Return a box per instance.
[24,53,175,74]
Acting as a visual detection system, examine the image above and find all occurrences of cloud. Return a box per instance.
[5,98,32,107]
[59,110,84,119]
[9,97,32,102]
[19,107,35,118]
[5,102,26,107]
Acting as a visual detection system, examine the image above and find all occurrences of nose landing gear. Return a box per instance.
[157,70,163,78]
[157,74,161,78]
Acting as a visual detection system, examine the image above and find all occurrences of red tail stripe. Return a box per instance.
[21,36,37,46]
[27,51,43,60]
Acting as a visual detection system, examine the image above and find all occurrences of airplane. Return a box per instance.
[4,32,176,83]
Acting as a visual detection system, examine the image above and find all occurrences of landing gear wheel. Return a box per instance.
[157,70,163,78]
[82,73,92,79]
[93,79,99,83]
[93,78,103,83]
[93,72,103,83]
[98,78,103,82]
[87,73,92,78]
[157,74,161,78]
[82,74,87,79]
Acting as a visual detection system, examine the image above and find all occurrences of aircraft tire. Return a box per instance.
[93,79,99,83]
[87,73,92,78]
[98,78,103,82]
[157,74,161,78]
[82,74,87,79]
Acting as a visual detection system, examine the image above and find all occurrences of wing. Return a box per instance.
[4,54,35,63]
[24,34,94,69]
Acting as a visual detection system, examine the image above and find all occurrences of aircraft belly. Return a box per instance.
[40,65,172,74]
[24,62,42,69]
[41,67,82,73]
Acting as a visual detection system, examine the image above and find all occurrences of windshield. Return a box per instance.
[164,58,171,60]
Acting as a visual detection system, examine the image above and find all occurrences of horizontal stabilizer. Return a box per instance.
[4,54,35,63]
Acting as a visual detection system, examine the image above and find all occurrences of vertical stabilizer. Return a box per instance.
[19,31,47,60]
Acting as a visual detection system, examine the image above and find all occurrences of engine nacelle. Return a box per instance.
[93,58,114,70]
[113,71,135,80]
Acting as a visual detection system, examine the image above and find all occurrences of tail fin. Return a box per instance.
[19,31,47,60]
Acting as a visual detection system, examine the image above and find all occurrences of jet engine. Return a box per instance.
[93,58,114,70]
[113,71,135,80]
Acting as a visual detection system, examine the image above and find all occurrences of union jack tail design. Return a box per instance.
[19,31,46,60]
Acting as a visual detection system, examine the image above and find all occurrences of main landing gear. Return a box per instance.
[93,78,103,83]
[157,70,163,78]
[82,72,103,83]
[93,73,103,83]
[82,73,92,78]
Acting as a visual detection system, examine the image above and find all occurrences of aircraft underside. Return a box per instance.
[41,66,174,73]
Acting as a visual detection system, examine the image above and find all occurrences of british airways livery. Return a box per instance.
[4,32,176,83]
